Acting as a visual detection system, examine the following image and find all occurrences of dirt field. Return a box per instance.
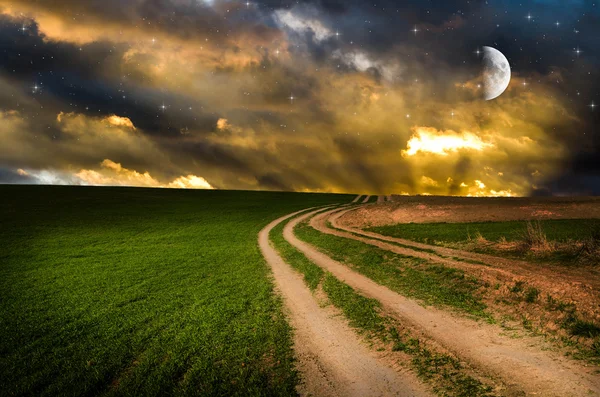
[339,196,600,227]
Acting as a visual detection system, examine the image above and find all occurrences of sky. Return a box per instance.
[0,0,598,195]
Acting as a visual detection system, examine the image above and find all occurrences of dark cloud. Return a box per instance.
[0,0,598,195]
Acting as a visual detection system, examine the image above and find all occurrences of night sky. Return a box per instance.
[0,0,598,195]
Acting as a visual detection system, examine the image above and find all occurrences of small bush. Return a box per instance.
[509,281,525,293]
[592,338,600,356]
[519,220,554,253]
[571,319,600,338]
[524,287,540,303]
[522,316,533,330]
[577,225,600,265]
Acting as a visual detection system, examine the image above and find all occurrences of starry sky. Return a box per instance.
[0,0,598,195]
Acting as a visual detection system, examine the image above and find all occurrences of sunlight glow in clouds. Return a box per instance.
[75,160,214,189]
[402,127,495,157]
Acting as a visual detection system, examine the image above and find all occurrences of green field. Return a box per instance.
[368,219,600,265]
[0,186,350,396]
[368,219,600,244]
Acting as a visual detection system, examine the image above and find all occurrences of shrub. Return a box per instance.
[519,220,554,253]
[524,287,540,303]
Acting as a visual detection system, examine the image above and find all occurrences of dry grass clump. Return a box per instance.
[518,221,555,254]
[468,221,600,266]
[576,226,600,265]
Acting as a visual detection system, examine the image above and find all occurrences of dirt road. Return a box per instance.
[324,206,600,321]
[284,208,600,397]
[258,209,431,397]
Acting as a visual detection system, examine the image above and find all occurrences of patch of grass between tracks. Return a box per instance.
[296,221,490,320]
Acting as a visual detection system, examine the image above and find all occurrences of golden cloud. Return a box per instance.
[76,159,213,189]
[402,127,494,157]
[105,115,136,130]
[168,175,214,190]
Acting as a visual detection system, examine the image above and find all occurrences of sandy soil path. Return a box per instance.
[285,209,600,397]
[351,195,362,203]
[259,209,431,397]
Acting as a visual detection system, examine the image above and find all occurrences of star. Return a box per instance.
[151,37,157,45]
[335,31,341,38]
[590,101,597,111]
[412,25,419,35]
[555,21,560,27]
[405,114,410,118]
[526,13,533,22]
[289,94,295,104]
[20,23,27,34]
[160,103,168,112]
[474,48,482,57]
[574,47,583,57]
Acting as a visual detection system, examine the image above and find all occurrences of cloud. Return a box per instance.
[105,115,136,130]
[0,1,598,196]
[75,159,213,189]
[402,127,495,157]
[274,8,333,42]
[168,175,213,189]
[332,50,403,82]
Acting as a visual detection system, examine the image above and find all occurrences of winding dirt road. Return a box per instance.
[259,208,431,397]
[284,208,600,397]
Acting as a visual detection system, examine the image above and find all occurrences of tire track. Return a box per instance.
[325,206,600,303]
[284,208,600,397]
[259,208,431,397]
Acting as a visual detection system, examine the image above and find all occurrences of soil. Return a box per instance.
[340,196,600,227]
[258,209,432,397]
[286,208,600,397]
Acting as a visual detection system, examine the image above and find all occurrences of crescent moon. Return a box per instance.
[482,46,511,101]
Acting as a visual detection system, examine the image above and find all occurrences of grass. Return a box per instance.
[270,216,494,396]
[368,219,600,265]
[369,219,600,244]
[270,221,325,291]
[294,222,490,319]
[389,329,493,397]
[0,185,351,396]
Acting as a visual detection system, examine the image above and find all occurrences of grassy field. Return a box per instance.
[0,185,350,396]
[368,219,600,265]
[368,219,600,244]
